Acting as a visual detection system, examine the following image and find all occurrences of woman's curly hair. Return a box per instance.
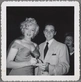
[20,17,39,38]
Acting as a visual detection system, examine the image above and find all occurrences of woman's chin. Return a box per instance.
[25,36,32,39]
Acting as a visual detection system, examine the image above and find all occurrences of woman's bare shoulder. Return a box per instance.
[11,39,22,49]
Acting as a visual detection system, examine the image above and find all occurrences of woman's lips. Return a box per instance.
[27,34,31,36]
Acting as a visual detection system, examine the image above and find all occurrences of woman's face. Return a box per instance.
[65,36,74,47]
[23,24,36,39]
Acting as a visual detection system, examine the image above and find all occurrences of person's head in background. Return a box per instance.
[20,17,39,41]
[43,24,57,41]
[64,32,74,53]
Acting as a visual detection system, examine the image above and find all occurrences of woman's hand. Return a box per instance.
[30,57,37,65]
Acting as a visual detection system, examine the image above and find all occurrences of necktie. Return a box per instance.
[44,42,49,58]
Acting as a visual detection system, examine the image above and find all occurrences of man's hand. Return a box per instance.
[39,63,46,71]
[42,71,49,75]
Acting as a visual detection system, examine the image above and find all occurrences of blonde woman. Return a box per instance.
[7,18,40,75]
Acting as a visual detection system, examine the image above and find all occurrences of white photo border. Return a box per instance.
[1,1,80,81]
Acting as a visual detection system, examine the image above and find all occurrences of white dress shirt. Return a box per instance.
[44,39,54,48]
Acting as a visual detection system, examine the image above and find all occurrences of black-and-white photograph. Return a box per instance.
[1,1,80,81]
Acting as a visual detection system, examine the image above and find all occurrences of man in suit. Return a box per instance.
[36,24,70,75]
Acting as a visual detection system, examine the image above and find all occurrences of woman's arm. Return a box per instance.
[7,48,31,69]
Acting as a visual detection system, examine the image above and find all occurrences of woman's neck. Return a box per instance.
[22,37,31,43]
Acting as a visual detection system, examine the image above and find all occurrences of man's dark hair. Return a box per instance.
[44,22,56,31]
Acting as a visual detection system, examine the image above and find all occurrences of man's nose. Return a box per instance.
[47,31,51,34]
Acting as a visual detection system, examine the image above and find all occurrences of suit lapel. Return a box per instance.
[40,42,45,61]
[44,39,57,63]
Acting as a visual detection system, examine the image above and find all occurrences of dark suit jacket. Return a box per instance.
[67,53,74,75]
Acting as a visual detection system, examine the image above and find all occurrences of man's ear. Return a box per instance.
[54,31,57,35]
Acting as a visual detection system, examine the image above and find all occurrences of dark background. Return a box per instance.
[0,0,80,81]
[7,7,74,49]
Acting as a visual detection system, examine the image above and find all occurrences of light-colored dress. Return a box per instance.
[9,40,34,75]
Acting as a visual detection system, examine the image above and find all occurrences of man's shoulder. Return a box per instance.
[57,41,65,46]
[39,42,45,45]
[39,42,45,47]
[53,39,66,47]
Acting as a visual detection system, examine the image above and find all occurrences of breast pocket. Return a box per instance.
[49,55,58,65]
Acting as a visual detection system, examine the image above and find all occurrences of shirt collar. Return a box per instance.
[70,51,74,56]
[46,39,54,47]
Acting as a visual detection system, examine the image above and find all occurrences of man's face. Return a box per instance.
[44,25,56,41]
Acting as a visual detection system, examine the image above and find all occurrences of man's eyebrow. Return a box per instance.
[50,29,54,31]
